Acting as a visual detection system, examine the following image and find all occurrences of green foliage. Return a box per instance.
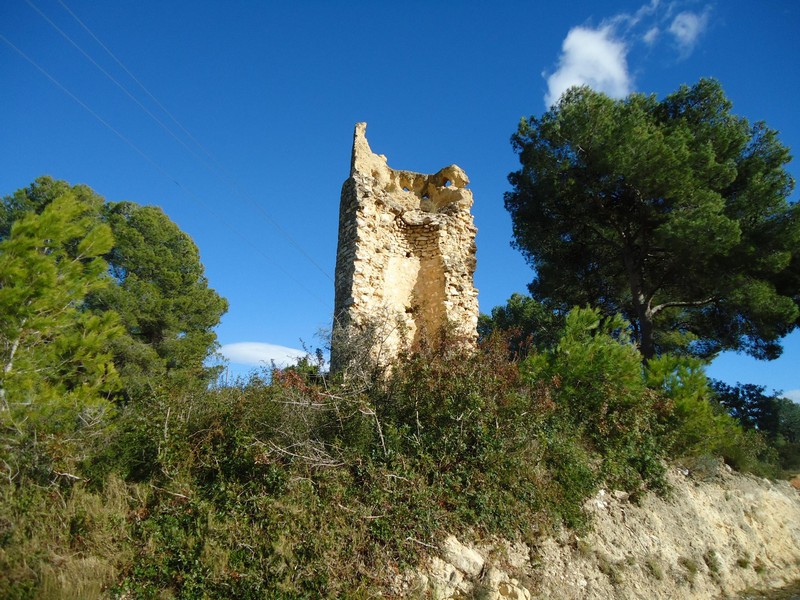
[95,201,228,395]
[679,556,700,583]
[712,381,781,436]
[382,336,524,467]
[1,166,794,597]
[1,329,629,597]
[646,555,665,580]
[0,476,132,599]
[0,190,126,598]
[506,79,800,361]
[704,548,722,578]
[0,176,105,241]
[477,292,563,357]
[522,308,645,411]
[378,334,556,533]
[0,192,121,430]
[0,313,789,597]
[0,177,229,596]
[711,381,800,471]
[646,356,777,475]
[1,177,228,402]
[521,307,668,494]
[538,418,598,528]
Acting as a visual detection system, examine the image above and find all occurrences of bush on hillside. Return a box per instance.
[521,308,670,495]
[647,355,779,477]
[1,308,787,598]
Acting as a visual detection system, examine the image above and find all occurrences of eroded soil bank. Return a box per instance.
[414,464,800,599]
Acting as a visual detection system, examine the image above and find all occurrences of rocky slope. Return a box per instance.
[410,463,800,599]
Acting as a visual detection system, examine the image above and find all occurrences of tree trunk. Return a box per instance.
[622,248,655,362]
[4,336,20,376]
[638,310,656,363]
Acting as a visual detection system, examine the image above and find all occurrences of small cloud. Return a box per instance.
[617,0,661,29]
[668,10,710,56]
[544,26,632,107]
[220,342,307,367]
[643,26,659,44]
[634,0,661,22]
[543,2,713,106]
[783,389,800,404]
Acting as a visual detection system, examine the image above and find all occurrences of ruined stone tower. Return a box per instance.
[331,123,479,371]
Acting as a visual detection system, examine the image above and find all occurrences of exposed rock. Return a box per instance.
[429,556,468,598]
[478,567,532,600]
[442,535,485,578]
[414,466,800,599]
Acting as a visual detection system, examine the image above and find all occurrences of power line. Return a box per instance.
[1,32,179,188]
[56,0,210,157]
[24,0,206,168]
[0,33,330,308]
[38,0,334,283]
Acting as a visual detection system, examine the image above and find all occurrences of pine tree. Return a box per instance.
[0,193,121,429]
[506,79,799,361]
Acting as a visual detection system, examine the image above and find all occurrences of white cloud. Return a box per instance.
[543,2,713,106]
[783,389,800,404]
[668,10,709,56]
[611,0,661,29]
[632,0,661,24]
[220,342,307,367]
[544,26,632,107]
[643,26,660,45]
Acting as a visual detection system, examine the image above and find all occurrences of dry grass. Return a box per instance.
[0,475,140,599]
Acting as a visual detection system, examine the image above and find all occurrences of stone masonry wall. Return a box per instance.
[331,123,478,371]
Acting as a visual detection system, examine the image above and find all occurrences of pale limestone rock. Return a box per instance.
[478,567,532,600]
[429,556,469,599]
[441,535,485,578]
[531,466,800,599]
[331,123,478,372]
[424,537,533,600]
[411,466,800,599]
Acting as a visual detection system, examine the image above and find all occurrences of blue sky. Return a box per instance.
[2,1,798,398]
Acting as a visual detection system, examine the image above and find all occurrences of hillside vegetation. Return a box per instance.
[1,291,796,596]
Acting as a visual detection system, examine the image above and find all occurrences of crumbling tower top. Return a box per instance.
[331,123,479,371]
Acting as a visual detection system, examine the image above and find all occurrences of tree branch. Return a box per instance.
[650,296,715,316]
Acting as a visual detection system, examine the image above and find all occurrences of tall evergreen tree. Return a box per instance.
[506,79,800,361]
[93,201,229,396]
[0,192,120,425]
[1,177,228,400]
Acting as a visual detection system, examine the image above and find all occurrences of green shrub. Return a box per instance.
[3,307,784,597]
[646,555,665,580]
[521,307,668,494]
[704,549,721,579]
[377,332,557,534]
[679,556,700,582]
[646,355,779,476]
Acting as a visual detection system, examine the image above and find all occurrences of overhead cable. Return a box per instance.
[39,0,334,283]
[0,33,330,308]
